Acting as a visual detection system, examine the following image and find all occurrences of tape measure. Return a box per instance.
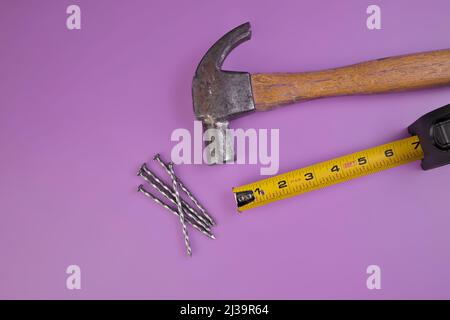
[232,104,450,212]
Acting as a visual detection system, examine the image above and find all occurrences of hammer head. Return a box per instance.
[192,22,255,164]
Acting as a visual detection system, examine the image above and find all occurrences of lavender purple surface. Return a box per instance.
[1,0,450,299]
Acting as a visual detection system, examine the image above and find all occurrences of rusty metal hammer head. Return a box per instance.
[192,22,255,164]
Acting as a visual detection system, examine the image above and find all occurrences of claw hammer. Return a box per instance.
[192,22,450,164]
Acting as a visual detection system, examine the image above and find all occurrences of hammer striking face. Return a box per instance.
[193,22,450,165]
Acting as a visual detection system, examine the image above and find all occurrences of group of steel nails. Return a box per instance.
[137,154,215,256]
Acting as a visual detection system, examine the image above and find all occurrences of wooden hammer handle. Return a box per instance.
[251,49,450,111]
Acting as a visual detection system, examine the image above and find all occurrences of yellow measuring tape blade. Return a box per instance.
[232,135,424,212]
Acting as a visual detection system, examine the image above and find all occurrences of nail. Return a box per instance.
[153,154,216,226]
[137,185,215,240]
[139,163,212,229]
[167,163,192,257]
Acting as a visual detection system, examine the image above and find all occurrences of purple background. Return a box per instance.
[1,0,450,299]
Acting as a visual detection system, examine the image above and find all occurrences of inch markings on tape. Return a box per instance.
[232,136,424,212]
